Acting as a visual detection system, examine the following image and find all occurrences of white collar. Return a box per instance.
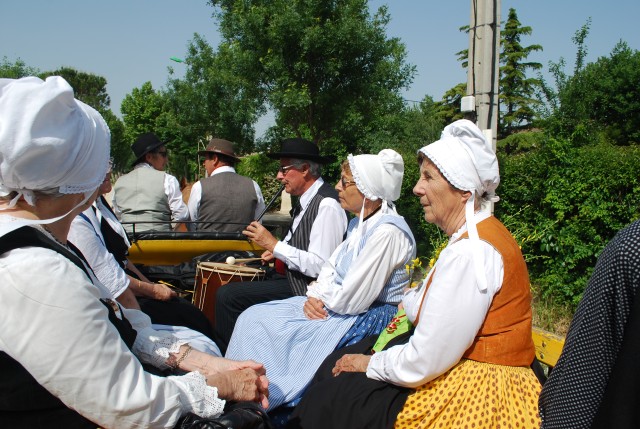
[210,165,236,177]
[299,177,325,210]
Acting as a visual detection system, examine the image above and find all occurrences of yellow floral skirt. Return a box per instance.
[394,359,541,429]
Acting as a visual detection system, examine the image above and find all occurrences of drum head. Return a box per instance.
[197,261,264,276]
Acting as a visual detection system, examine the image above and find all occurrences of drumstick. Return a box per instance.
[256,183,285,222]
[158,280,193,294]
[225,256,264,265]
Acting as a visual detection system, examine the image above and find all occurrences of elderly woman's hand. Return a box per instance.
[206,368,269,409]
[332,354,371,376]
[303,297,328,320]
[178,350,266,376]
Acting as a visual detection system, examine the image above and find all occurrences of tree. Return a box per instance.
[41,67,111,112]
[120,82,167,169]
[165,33,266,156]
[365,97,445,258]
[556,41,640,146]
[498,8,543,138]
[535,20,591,137]
[0,56,39,78]
[207,0,415,153]
[40,67,127,173]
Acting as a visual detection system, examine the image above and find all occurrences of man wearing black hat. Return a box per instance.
[112,132,189,233]
[188,138,265,233]
[214,138,348,350]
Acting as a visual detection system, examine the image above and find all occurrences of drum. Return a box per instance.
[193,262,265,326]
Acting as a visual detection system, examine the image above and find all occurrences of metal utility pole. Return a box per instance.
[462,0,501,151]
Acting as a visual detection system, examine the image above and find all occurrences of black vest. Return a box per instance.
[287,181,340,296]
[96,196,130,268]
[0,226,137,428]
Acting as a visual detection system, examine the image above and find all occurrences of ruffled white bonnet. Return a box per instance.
[346,148,404,257]
[0,76,110,207]
[418,119,500,291]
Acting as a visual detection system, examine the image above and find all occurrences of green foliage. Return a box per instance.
[537,20,640,148]
[165,34,265,158]
[497,134,640,307]
[208,0,414,149]
[436,83,466,124]
[0,56,39,78]
[235,153,281,203]
[366,97,445,257]
[499,8,543,138]
[38,67,128,173]
[41,67,111,112]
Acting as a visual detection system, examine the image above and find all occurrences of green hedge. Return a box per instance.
[496,132,640,306]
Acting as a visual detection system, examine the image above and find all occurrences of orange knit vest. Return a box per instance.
[459,216,535,366]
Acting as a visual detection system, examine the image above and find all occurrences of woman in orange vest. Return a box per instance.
[288,119,541,429]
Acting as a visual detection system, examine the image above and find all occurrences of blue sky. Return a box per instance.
[3,1,638,136]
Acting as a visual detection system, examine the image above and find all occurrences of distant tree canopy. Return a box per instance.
[0,56,39,78]
[437,10,543,138]
[207,0,415,154]
[499,8,543,138]
[41,67,111,112]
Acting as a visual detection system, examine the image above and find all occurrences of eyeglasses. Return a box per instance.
[340,177,356,188]
[278,164,298,175]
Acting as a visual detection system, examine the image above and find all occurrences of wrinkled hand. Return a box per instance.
[332,354,371,376]
[152,283,177,301]
[304,297,328,320]
[207,368,269,409]
[260,250,275,264]
[243,221,278,252]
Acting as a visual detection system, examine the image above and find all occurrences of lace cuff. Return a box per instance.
[169,371,226,418]
[132,326,188,370]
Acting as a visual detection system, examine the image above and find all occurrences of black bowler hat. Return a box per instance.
[267,138,335,164]
[131,132,166,166]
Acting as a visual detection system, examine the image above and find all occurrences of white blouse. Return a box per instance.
[366,212,505,387]
[306,210,414,314]
[0,223,224,428]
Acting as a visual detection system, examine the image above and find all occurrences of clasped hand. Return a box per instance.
[184,352,270,409]
[303,297,328,320]
[332,354,371,377]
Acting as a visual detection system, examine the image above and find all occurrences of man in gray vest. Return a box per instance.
[188,138,265,233]
[214,138,348,350]
[112,132,189,233]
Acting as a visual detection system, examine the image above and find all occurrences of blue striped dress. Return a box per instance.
[225,213,415,411]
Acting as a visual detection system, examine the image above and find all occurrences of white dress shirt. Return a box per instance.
[187,166,266,222]
[273,177,348,278]
[112,163,189,222]
[366,211,505,387]
[0,220,224,428]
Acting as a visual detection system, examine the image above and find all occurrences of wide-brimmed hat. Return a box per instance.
[267,138,335,164]
[197,138,240,162]
[131,132,166,166]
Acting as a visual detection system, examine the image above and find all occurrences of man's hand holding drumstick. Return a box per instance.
[243,221,279,264]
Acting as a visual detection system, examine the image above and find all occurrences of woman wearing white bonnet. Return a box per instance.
[225,149,416,413]
[289,119,540,429]
[0,76,269,428]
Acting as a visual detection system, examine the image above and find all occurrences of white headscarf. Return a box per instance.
[418,119,500,291]
[347,148,404,257]
[0,76,110,224]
